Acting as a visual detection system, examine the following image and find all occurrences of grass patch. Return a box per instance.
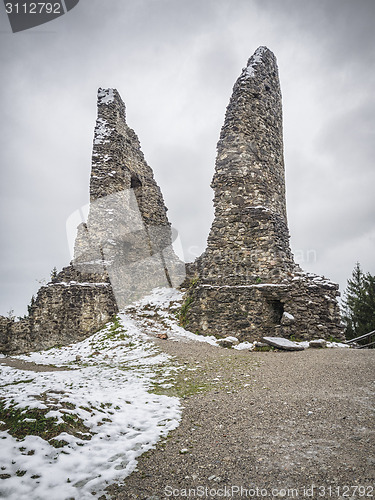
[150,354,259,399]
[0,399,92,444]
[151,371,211,399]
[2,379,34,387]
[253,345,273,352]
[289,335,303,343]
[178,296,194,328]
[327,335,343,343]
[49,439,69,448]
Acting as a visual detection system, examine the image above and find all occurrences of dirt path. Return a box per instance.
[108,342,375,499]
[0,356,69,372]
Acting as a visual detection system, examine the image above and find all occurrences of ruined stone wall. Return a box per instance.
[28,279,117,353]
[185,47,344,342]
[0,316,12,352]
[184,275,342,342]
[89,88,170,227]
[196,47,295,285]
[0,64,344,353]
[1,88,182,354]
[74,88,184,308]
[75,88,173,275]
[0,266,117,354]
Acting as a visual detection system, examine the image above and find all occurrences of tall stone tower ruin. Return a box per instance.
[0,89,183,354]
[73,88,184,309]
[184,47,343,342]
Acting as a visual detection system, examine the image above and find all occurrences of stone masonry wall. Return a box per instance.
[1,88,182,354]
[196,47,295,285]
[0,316,12,352]
[184,275,342,342]
[73,88,184,308]
[0,266,117,355]
[185,47,344,342]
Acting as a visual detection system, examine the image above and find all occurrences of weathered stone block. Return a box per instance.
[263,337,305,351]
[309,339,327,348]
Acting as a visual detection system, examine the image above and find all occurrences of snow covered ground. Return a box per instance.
[0,304,182,500]
[0,287,350,499]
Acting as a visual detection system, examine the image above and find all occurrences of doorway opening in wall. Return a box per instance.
[130,174,143,209]
[268,299,284,325]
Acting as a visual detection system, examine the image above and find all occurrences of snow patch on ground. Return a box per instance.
[234,342,255,351]
[136,287,182,310]
[128,288,219,347]
[0,313,181,500]
[0,287,352,499]
[326,342,350,348]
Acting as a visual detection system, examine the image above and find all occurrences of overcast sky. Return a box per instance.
[0,0,374,316]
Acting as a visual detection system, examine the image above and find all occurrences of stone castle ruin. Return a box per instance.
[183,47,342,342]
[0,89,184,354]
[0,47,343,354]
[72,88,184,310]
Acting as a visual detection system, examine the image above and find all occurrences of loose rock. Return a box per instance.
[309,339,327,348]
[262,336,305,351]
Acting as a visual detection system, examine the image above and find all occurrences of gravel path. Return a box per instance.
[0,356,69,371]
[108,341,375,499]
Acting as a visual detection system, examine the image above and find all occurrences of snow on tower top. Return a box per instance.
[98,88,115,105]
[241,46,272,78]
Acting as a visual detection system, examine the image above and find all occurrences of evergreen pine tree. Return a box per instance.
[342,263,375,344]
[50,266,58,281]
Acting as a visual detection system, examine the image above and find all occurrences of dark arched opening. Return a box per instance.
[130,174,143,209]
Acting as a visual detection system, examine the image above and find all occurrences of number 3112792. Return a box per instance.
[5,3,62,14]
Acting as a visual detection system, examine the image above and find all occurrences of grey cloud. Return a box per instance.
[315,102,375,175]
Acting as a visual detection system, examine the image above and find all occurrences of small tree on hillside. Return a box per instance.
[50,266,58,280]
[342,262,375,342]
